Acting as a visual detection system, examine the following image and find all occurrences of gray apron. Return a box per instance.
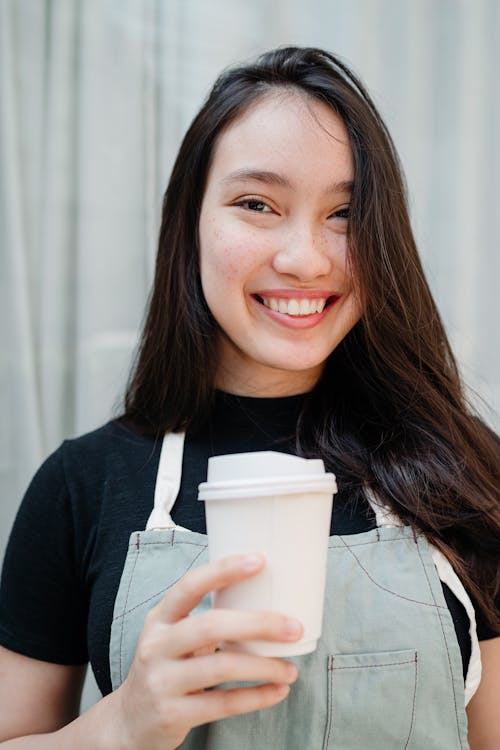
[109,433,470,749]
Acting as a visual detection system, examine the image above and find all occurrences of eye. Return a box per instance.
[330,205,350,220]
[234,198,272,213]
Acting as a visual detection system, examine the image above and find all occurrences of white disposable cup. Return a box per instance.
[198,451,337,656]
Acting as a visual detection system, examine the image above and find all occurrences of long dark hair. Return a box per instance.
[123,47,499,628]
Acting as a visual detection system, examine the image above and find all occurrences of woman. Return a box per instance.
[0,47,498,749]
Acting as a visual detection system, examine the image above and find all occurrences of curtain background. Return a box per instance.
[1,0,499,710]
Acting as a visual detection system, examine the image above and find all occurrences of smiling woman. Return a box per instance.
[0,46,498,750]
[198,92,360,395]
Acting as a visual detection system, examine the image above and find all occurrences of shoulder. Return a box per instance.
[20,420,161,522]
[58,419,160,484]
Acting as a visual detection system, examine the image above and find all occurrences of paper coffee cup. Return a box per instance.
[198,451,337,657]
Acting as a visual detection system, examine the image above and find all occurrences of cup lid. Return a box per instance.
[206,451,326,483]
[198,451,337,501]
[198,472,337,501]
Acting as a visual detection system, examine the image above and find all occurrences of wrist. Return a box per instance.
[54,690,129,750]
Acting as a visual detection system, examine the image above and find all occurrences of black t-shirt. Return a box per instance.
[0,392,496,696]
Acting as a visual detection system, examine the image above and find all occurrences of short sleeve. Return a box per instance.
[0,447,88,664]
[476,594,500,641]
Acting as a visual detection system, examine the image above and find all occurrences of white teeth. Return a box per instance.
[299,299,310,315]
[261,296,328,316]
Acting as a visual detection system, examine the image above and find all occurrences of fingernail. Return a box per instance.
[276,684,291,699]
[284,618,303,638]
[242,554,264,571]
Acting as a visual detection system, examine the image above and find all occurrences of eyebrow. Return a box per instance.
[220,168,353,195]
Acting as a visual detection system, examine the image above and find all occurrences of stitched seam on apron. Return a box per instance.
[323,655,334,750]
[127,539,207,548]
[337,535,447,608]
[112,545,207,621]
[415,540,465,749]
[119,536,141,683]
[328,534,418,549]
[131,534,411,551]
[329,658,416,670]
[404,652,418,750]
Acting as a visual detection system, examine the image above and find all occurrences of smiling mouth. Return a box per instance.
[253,294,337,316]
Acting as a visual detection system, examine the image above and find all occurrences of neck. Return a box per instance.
[214,351,323,398]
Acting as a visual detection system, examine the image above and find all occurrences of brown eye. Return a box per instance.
[236,199,271,212]
[332,207,350,220]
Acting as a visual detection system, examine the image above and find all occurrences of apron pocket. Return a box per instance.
[323,649,418,749]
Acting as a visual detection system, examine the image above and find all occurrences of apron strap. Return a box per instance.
[146,432,187,530]
[365,486,401,527]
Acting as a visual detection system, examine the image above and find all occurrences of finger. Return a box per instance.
[166,608,303,658]
[173,651,298,693]
[183,683,292,727]
[155,554,266,623]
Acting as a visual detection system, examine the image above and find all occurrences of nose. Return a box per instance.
[271,225,333,281]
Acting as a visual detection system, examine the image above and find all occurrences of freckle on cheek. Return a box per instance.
[221,248,240,273]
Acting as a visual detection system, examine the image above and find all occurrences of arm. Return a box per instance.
[466,637,500,750]
[0,555,301,750]
[0,646,86,742]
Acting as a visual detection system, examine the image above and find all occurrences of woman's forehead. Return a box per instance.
[206,90,354,192]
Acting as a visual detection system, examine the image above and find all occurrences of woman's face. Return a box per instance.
[199,91,361,396]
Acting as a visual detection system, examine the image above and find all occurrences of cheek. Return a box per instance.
[202,244,249,288]
[201,224,263,283]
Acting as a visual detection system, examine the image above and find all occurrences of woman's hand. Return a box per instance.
[108,554,302,750]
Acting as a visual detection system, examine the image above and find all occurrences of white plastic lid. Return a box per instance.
[207,451,325,482]
[198,451,337,501]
